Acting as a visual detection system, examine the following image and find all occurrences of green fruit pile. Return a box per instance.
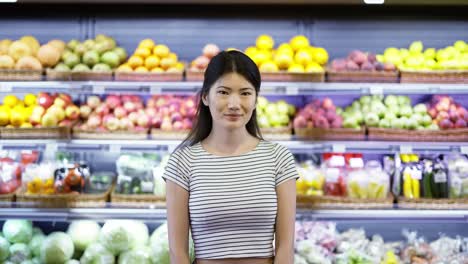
[54,34,127,73]
[340,95,439,131]
[256,96,296,128]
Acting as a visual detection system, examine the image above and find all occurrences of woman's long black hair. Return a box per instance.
[179,50,263,148]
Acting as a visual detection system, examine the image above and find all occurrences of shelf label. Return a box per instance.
[461,146,468,155]
[434,171,447,183]
[369,86,383,95]
[349,158,364,168]
[332,144,346,153]
[150,86,162,94]
[92,85,105,94]
[109,145,121,154]
[400,145,413,154]
[0,84,12,93]
[286,86,299,95]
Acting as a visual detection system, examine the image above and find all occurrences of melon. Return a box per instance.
[0,55,15,69]
[0,39,13,55]
[15,56,43,71]
[47,39,66,54]
[8,41,32,61]
[37,44,61,67]
[19,36,40,55]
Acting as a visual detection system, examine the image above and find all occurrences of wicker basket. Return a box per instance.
[326,69,399,83]
[0,126,71,139]
[73,127,149,140]
[263,71,325,82]
[150,128,189,140]
[367,127,468,142]
[400,70,468,83]
[71,71,113,81]
[397,196,468,209]
[185,70,204,81]
[0,192,15,208]
[297,194,394,209]
[261,126,293,140]
[15,186,112,208]
[45,69,72,81]
[0,69,43,81]
[115,71,183,82]
[111,190,166,208]
[295,127,366,141]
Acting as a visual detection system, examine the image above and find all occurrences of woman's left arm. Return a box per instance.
[274,179,296,264]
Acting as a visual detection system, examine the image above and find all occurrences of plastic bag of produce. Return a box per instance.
[347,168,368,199]
[401,229,436,263]
[40,232,74,264]
[80,243,115,264]
[22,162,56,194]
[295,221,337,253]
[294,254,308,264]
[150,222,195,264]
[430,235,463,260]
[118,246,153,264]
[337,228,368,253]
[67,220,101,251]
[447,154,468,198]
[116,154,158,194]
[296,161,325,196]
[322,154,347,196]
[365,160,390,199]
[2,220,33,244]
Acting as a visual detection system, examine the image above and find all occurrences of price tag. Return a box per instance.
[92,85,105,94]
[275,87,287,94]
[326,168,340,183]
[369,86,383,95]
[461,146,468,155]
[400,145,413,154]
[150,86,162,94]
[329,155,345,167]
[109,145,121,154]
[0,84,12,93]
[411,169,422,180]
[349,158,364,169]
[332,144,346,153]
[434,171,447,183]
[286,86,299,95]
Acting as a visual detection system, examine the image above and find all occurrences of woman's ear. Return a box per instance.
[202,93,209,106]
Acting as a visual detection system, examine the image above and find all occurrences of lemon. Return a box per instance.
[24,93,37,107]
[256,35,274,50]
[168,52,178,62]
[3,95,19,108]
[151,67,165,73]
[244,46,258,58]
[294,49,313,67]
[277,43,294,57]
[153,45,170,58]
[127,56,144,69]
[138,39,155,50]
[312,47,329,65]
[290,35,310,52]
[134,47,151,58]
[0,106,10,126]
[274,53,293,70]
[259,61,279,72]
[288,63,305,73]
[252,50,271,66]
[145,55,160,69]
[135,66,149,73]
[116,64,133,73]
[305,62,324,73]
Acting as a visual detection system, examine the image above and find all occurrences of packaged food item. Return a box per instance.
[116,153,159,194]
[365,160,390,199]
[400,154,422,199]
[85,172,115,194]
[54,163,89,194]
[322,153,347,197]
[0,161,21,194]
[401,230,437,263]
[431,155,449,199]
[447,154,468,198]
[347,167,368,199]
[296,160,325,196]
[22,162,56,194]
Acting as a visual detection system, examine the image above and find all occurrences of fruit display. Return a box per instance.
[0,219,195,264]
[115,153,160,195]
[188,43,221,72]
[296,161,325,196]
[0,151,39,195]
[340,95,438,131]
[0,93,79,129]
[347,159,390,199]
[244,34,328,73]
[293,98,343,129]
[295,222,467,264]
[116,38,183,74]
[147,94,196,133]
[329,49,396,72]
[426,95,468,129]
[0,36,66,71]
[447,154,468,198]
[53,34,127,73]
[256,96,296,129]
[378,40,468,71]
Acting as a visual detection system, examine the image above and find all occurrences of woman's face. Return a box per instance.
[202,72,257,131]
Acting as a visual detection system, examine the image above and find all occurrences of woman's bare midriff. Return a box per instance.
[195,257,274,264]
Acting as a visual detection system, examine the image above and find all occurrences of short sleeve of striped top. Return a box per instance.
[273,143,299,186]
[162,147,191,191]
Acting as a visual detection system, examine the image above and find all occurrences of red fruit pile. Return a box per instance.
[330,50,396,72]
[189,44,221,72]
[293,98,343,129]
[427,95,468,129]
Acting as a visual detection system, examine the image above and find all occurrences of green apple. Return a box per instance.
[265,103,278,115]
[72,63,91,72]
[257,96,268,110]
[336,107,343,115]
[413,104,427,115]
[351,101,361,110]
[406,117,418,130]
[384,112,397,121]
[276,100,289,115]
[83,50,100,67]
[409,41,424,54]
[278,114,290,126]
[343,116,358,129]
[268,115,282,127]
[454,40,467,52]
[420,114,433,127]
[92,63,112,72]
[54,63,70,72]
[399,48,410,59]
[113,47,128,63]
[384,95,398,107]
[391,118,405,129]
[427,123,439,130]
[397,96,411,106]
[101,51,120,68]
[365,112,380,127]
[436,49,451,62]
[424,58,436,69]
[400,105,413,118]
[64,53,80,68]
[258,115,270,128]
[424,48,436,59]
[83,39,95,50]
[405,54,425,69]
[67,39,80,50]
[379,118,391,128]
[359,96,372,105]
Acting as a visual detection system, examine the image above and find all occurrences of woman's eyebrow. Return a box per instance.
[217,86,254,91]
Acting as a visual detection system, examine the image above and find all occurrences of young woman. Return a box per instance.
[163,50,298,264]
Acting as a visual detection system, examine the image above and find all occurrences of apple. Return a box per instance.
[79,105,92,119]
[47,105,65,121]
[29,113,42,126]
[365,112,380,127]
[171,112,183,123]
[38,93,54,109]
[137,114,150,128]
[104,116,120,131]
[160,106,170,117]
[114,106,127,119]
[400,106,413,118]
[439,118,453,130]
[87,115,101,129]
[58,119,72,127]
[119,117,134,130]
[65,105,80,120]
[391,118,405,129]
[182,118,193,130]
[420,114,433,127]
[95,104,110,116]
[31,105,45,117]
[128,112,139,125]
[87,96,101,109]
[379,118,391,128]
[105,95,121,109]
[151,115,163,128]
[322,98,334,110]
[147,98,157,108]
[124,101,136,112]
[454,119,467,128]
[173,121,183,130]
[161,119,173,131]
[41,112,58,127]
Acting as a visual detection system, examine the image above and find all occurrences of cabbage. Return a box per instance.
[19,260,35,264]
[80,243,115,264]
[0,235,10,261]
[99,220,132,255]
[29,234,45,257]
[9,243,31,263]
[65,260,80,264]
[149,222,195,264]
[127,221,149,249]
[67,220,101,251]
[2,220,33,244]
[32,228,43,237]
[118,246,154,264]
[40,232,74,264]
[30,258,41,264]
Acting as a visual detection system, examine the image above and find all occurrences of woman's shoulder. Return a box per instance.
[259,140,288,152]
[170,143,200,160]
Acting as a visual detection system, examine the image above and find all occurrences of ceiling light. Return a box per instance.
[364,0,385,4]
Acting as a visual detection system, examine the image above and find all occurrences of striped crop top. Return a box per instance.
[162,140,299,259]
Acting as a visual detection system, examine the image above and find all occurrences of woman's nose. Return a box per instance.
[227,95,241,109]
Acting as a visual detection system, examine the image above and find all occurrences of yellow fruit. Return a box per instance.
[168,52,178,61]
[135,66,149,73]
[160,57,177,70]
[9,110,23,127]
[0,39,13,55]
[153,45,170,58]
[20,122,33,128]
[175,62,185,71]
[8,41,32,61]
[244,46,258,58]
[151,67,164,73]
[290,35,310,52]
[296,177,307,194]
[116,64,133,73]
[256,35,274,50]
[312,47,329,65]
[19,36,40,55]
[167,67,183,73]
[259,61,279,72]
[277,43,294,57]
[305,62,324,73]
[0,106,10,126]
[144,55,160,69]
[134,47,151,58]
[3,95,19,108]
[138,39,155,50]
[24,93,37,107]
[127,56,144,69]
[274,53,293,70]
[252,50,272,66]
[294,49,313,67]
[288,63,305,73]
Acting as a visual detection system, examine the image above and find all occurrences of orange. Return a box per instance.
[145,55,160,69]
[134,47,151,58]
[138,39,155,50]
[127,56,144,69]
[153,45,170,58]
[135,66,149,73]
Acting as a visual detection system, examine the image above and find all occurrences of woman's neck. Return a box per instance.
[203,126,258,155]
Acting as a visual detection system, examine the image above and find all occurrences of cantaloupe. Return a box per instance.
[15,56,43,71]
[47,39,66,54]
[37,44,61,67]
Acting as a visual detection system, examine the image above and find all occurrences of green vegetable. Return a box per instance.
[67,220,101,251]
[9,243,31,263]
[118,247,153,264]
[40,232,74,264]
[80,243,115,264]
[2,220,33,244]
[422,160,433,198]
[150,222,195,264]
[0,236,11,261]
[29,234,45,257]
[99,221,132,255]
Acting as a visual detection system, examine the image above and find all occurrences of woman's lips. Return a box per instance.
[224,114,241,120]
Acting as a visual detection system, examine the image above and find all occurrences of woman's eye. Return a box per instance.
[217,90,228,95]
[242,92,252,96]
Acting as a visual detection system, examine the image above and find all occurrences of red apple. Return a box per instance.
[87,96,101,109]
[105,116,120,131]
[145,108,157,117]
[147,98,157,108]
[293,115,307,128]
[160,106,170,117]
[124,101,136,112]
[156,98,167,107]
[182,118,192,130]
[65,105,80,120]
[137,114,150,128]
[128,112,139,125]
[322,98,334,110]
[95,104,110,116]
[203,44,220,59]
[105,95,121,109]
[173,120,183,130]
[58,119,72,127]
[79,105,92,119]
[41,112,58,127]
[38,93,54,109]
[87,115,101,129]
[119,117,134,130]
[161,119,172,131]
[47,105,65,121]
[114,106,127,119]
[171,112,182,123]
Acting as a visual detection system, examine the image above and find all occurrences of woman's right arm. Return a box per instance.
[166,180,191,264]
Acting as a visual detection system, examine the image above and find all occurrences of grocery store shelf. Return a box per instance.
[1,81,467,95]
[1,139,467,154]
[0,208,466,223]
